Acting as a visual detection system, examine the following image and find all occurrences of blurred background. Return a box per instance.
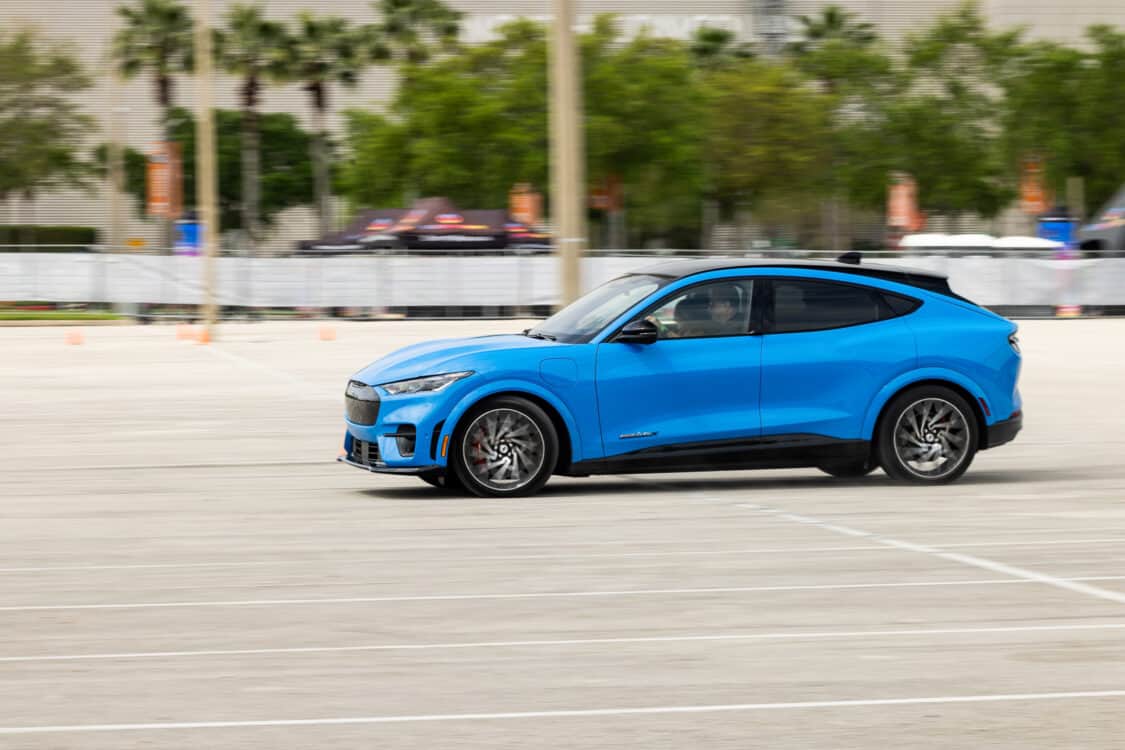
[3,0,1125,322]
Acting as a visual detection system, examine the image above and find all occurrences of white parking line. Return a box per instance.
[4,621,1125,664]
[1,537,1121,574]
[3,690,1125,734]
[740,504,1125,606]
[4,576,1125,613]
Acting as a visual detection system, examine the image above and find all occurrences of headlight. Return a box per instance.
[378,371,474,395]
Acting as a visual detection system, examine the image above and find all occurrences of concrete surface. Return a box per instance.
[0,318,1123,748]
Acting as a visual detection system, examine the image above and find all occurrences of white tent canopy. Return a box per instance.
[994,235,1064,250]
[901,233,1062,251]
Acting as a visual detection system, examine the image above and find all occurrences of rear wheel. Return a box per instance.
[876,386,978,483]
[451,396,558,498]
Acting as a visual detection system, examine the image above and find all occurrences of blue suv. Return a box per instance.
[340,259,1022,497]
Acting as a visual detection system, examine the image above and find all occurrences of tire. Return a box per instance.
[450,396,558,498]
[876,385,978,484]
[818,459,876,478]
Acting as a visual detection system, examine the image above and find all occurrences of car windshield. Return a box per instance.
[527,274,667,343]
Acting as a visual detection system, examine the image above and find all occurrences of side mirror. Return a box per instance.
[615,319,659,344]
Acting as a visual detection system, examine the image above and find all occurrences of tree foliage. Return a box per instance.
[690,26,754,70]
[367,0,463,63]
[1000,26,1125,214]
[119,107,315,233]
[341,16,706,246]
[0,28,94,204]
[112,0,194,110]
[705,61,832,207]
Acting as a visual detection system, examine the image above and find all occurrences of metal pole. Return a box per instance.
[102,72,127,310]
[550,0,587,306]
[195,0,219,336]
[108,76,126,255]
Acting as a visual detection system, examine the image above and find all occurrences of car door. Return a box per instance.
[759,276,918,440]
[595,277,762,458]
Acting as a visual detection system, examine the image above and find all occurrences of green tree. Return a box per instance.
[1067,27,1125,214]
[112,0,194,250]
[883,96,1010,220]
[341,16,706,247]
[689,26,754,70]
[368,0,462,63]
[1000,27,1125,216]
[281,13,365,237]
[896,1,1018,219]
[215,4,288,255]
[787,6,897,246]
[112,107,314,235]
[338,0,462,218]
[0,28,95,224]
[584,16,705,247]
[93,144,148,217]
[376,19,548,209]
[705,61,833,227]
[790,6,876,54]
[338,111,411,209]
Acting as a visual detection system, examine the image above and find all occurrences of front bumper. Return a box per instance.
[338,433,440,475]
[337,455,439,475]
[985,411,1022,449]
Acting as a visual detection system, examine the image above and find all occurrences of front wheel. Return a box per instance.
[876,386,978,484]
[450,396,559,498]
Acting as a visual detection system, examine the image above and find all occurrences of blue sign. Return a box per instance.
[174,219,201,256]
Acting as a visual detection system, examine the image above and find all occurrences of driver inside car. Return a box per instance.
[707,284,745,335]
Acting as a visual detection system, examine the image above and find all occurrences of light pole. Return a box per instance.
[195,0,220,337]
[550,0,587,306]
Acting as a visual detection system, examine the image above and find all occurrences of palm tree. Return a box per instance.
[690,26,755,70]
[370,0,461,63]
[282,14,365,237]
[790,6,877,55]
[113,0,193,252]
[215,4,287,257]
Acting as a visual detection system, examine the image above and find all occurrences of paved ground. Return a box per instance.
[1,318,1123,748]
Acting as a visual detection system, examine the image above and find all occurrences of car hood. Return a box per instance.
[353,334,560,385]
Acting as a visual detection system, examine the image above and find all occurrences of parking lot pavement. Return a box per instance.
[1,318,1123,748]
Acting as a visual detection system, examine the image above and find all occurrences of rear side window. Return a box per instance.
[767,279,917,334]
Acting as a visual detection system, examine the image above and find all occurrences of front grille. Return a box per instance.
[345,380,380,425]
[350,437,382,467]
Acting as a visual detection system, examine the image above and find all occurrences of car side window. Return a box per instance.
[646,280,755,340]
[768,279,901,334]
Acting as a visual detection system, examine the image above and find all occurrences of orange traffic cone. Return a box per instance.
[197,327,212,345]
[319,326,337,342]
[65,330,84,346]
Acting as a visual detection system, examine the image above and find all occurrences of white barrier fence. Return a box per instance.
[0,252,1117,308]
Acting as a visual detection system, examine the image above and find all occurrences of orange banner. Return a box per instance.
[1020,157,1050,216]
[509,183,542,226]
[147,142,182,219]
[887,172,923,231]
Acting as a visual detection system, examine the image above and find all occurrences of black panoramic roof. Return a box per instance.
[636,258,959,299]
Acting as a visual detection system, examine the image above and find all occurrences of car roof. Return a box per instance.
[634,258,960,299]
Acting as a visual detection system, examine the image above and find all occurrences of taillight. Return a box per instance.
[1008,332,1020,354]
